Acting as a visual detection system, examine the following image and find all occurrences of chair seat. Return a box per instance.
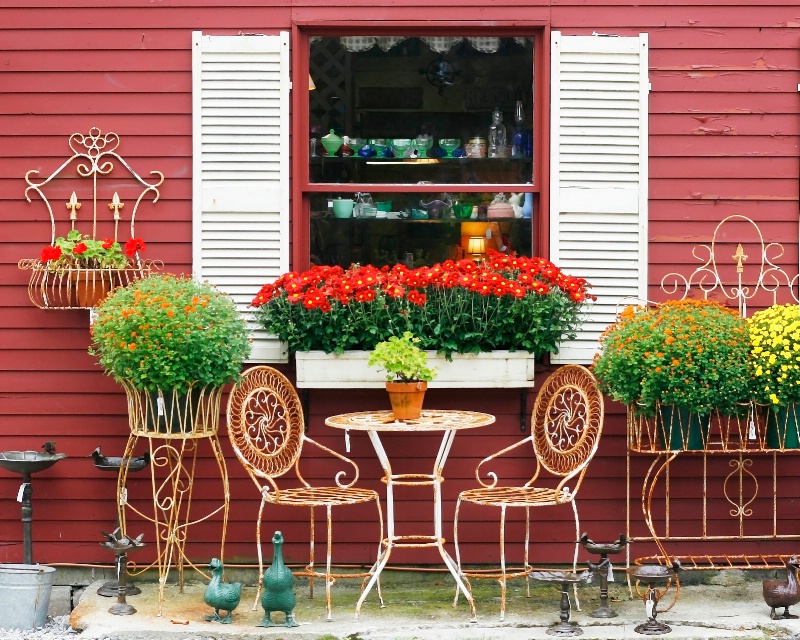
[267,486,379,507]
[459,485,571,508]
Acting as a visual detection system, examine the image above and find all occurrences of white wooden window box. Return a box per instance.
[294,350,536,389]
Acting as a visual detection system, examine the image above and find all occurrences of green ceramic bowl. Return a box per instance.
[376,201,392,212]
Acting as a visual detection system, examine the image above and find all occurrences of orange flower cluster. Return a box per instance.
[593,299,752,416]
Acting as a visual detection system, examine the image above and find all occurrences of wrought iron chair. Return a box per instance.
[226,365,384,620]
[453,364,604,620]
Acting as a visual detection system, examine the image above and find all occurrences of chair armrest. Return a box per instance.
[475,435,535,488]
[299,435,361,488]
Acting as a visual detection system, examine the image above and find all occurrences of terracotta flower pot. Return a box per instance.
[385,381,427,420]
[70,269,117,308]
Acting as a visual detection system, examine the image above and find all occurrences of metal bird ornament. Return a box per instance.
[204,557,242,624]
[258,531,298,627]
[763,556,800,620]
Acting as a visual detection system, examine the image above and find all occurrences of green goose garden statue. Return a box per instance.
[203,557,242,624]
[258,530,298,627]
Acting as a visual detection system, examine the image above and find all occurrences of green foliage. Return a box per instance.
[89,274,251,392]
[593,299,752,416]
[251,252,593,358]
[368,331,438,382]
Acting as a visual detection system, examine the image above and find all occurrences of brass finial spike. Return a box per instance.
[733,243,747,273]
[108,192,124,221]
[66,191,81,225]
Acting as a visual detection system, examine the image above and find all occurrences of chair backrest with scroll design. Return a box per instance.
[530,364,604,496]
[227,365,305,482]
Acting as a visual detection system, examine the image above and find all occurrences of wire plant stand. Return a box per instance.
[17,127,163,309]
[626,216,800,586]
[116,383,230,617]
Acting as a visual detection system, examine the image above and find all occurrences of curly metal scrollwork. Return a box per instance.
[532,365,604,477]
[228,366,304,478]
[660,214,800,316]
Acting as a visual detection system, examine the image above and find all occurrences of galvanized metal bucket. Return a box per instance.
[0,564,56,629]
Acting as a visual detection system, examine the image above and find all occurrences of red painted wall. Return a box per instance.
[1,1,799,570]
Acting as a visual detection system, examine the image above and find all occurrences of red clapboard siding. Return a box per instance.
[1,0,800,569]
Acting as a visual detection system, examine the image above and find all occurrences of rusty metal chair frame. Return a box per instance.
[226,365,384,621]
[453,364,604,620]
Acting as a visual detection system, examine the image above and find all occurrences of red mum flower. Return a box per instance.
[355,289,377,302]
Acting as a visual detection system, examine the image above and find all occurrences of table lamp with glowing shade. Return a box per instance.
[467,236,486,260]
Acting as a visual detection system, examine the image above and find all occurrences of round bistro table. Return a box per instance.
[325,409,495,621]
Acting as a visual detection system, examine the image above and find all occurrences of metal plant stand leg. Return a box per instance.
[117,432,230,616]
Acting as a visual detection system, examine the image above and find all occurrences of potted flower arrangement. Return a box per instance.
[593,299,752,450]
[368,331,438,419]
[251,251,592,387]
[25,229,149,308]
[748,303,800,448]
[89,274,251,436]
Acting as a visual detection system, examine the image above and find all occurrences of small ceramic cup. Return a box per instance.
[332,199,354,218]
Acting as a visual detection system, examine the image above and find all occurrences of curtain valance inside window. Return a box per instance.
[325,36,526,54]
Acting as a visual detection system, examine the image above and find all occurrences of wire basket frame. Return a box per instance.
[17,127,163,309]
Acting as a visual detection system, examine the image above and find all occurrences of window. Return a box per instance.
[304,33,537,269]
[193,29,648,365]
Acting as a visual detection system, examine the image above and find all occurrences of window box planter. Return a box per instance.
[294,350,535,389]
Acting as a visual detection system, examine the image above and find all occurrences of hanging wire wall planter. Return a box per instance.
[17,127,163,309]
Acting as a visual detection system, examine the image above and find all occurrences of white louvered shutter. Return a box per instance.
[549,32,649,365]
[192,31,290,362]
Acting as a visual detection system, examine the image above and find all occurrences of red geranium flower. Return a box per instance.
[72,242,88,255]
[40,245,62,262]
[124,238,146,257]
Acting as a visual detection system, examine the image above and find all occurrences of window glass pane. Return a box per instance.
[309,36,534,185]
[309,191,533,268]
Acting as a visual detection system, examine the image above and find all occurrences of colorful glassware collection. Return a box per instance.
[318,131,467,159]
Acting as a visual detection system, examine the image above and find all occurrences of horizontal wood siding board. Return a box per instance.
[4,1,800,565]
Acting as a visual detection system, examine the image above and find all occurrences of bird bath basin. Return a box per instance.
[626,564,678,635]
[0,450,67,565]
[0,451,66,476]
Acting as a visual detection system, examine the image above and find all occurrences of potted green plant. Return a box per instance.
[89,274,251,435]
[34,229,148,307]
[593,299,752,450]
[748,303,800,448]
[368,331,437,420]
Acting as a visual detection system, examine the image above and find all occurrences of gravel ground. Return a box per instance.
[0,616,76,640]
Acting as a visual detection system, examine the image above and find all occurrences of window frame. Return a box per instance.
[290,21,552,271]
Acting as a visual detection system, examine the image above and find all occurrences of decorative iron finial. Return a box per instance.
[108,192,124,220]
[733,243,747,273]
[66,191,81,227]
